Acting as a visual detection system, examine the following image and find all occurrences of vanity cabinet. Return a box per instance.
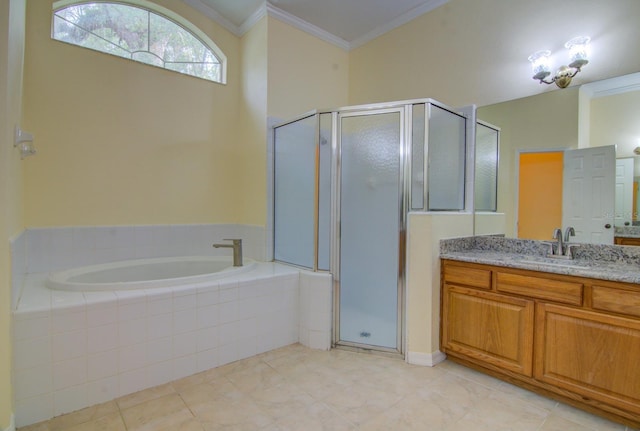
[614,236,640,246]
[442,285,534,376]
[441,259,640,427]
[535,303,640,416]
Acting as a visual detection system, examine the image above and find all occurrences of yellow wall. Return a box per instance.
[348,0,506,107]
[590,90,640,158]
[23,0,243,227]
[406,213,473,360]
[237,17,268,224]
[477,88,579,237]
[1,0,26,427]
[267,17,349,119]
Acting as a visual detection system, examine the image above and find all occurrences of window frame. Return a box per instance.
[52,0,228,84]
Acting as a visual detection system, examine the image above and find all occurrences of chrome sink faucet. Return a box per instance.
[552,228,564,256]
[213,239,243,266]
[549,227,576,259]
[564,226,575,244]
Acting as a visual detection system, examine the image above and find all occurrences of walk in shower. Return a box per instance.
[273,99,470,355]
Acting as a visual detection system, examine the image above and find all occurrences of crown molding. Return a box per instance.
[182,0,449,51]
[350,0,448,49]
[581,71,640,99]
[181,0,242,36]
[239,3,267,35]
[264,3,350,51]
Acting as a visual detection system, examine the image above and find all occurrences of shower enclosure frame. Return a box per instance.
[271,98,470,356]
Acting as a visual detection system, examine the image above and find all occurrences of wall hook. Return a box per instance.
[14,125,36,159]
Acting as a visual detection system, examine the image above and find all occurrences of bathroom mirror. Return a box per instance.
[475,73,640,242]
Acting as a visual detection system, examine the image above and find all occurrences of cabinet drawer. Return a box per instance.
[592,286,640,318]
[443,263,492,290]
[496,272,583,305]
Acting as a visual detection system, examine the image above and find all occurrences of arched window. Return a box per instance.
[52,0,227,83]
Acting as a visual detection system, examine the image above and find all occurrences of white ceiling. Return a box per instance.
[183,0,448,48]
[182,0,640,106]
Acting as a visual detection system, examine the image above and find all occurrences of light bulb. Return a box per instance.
[565,36,590,69]
[528,50,551,80]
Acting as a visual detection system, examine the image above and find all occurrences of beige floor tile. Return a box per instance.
[257,343,308,363]
[359,393,466,431]
[116,383,176,410]
[120,393,194,431]
[321,380,404,426]
[225,361,286,393]
[19,346,635,431]
[435,360,505,390]
[448,395,550,431]
[540,414,600,431]
[63,412,126,431]
[16,422,50,431]
[551,402,627,431]
[266,402,355,431]
[172,369,218,393]
[178,377,241,407]
[493,381,558,412]
[190,396,275,430]
[249,381,316,419]
[47,401,119,431]
[416,372,492,410]
[215,355,265,377]
[283,368,352,400]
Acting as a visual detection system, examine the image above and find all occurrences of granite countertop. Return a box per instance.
[614,226,640,238]
[440,236,640,285]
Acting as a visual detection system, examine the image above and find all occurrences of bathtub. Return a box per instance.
[46,256,256,291]
[14,259,327,428]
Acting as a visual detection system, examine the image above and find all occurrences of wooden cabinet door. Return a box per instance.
[442,284,535,376]
[535,303,640,415]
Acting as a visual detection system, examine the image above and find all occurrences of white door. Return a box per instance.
[615,158,634,227]
[562,146,615,244]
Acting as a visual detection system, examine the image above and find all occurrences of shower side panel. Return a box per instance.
[273,116,317,269]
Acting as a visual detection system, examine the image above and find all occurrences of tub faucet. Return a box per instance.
[213,239,243,267]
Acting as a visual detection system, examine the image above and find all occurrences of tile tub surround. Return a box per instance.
[12,263,332,427]
[14,224,268,275]
[440,235,640,284]
[10,224,268,311]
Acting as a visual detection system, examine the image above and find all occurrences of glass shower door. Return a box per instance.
[338,109,403,351]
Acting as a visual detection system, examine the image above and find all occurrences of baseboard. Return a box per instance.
[3,414,15,431]
[407,350,446,367]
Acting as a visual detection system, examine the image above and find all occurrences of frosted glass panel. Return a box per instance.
[475,123,499,211]
[274,116,316,268]
[411,104,425,210]
[428,105,466,210]
[318,113,332,271]
[340,111,400,349]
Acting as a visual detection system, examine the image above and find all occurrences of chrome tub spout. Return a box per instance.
[213,239,243,267]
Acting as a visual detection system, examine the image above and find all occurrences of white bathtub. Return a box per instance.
[47,256,256,291]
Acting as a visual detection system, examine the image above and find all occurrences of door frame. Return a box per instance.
[332,106,407,356]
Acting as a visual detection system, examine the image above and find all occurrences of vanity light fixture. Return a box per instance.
[528,36,590,88]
